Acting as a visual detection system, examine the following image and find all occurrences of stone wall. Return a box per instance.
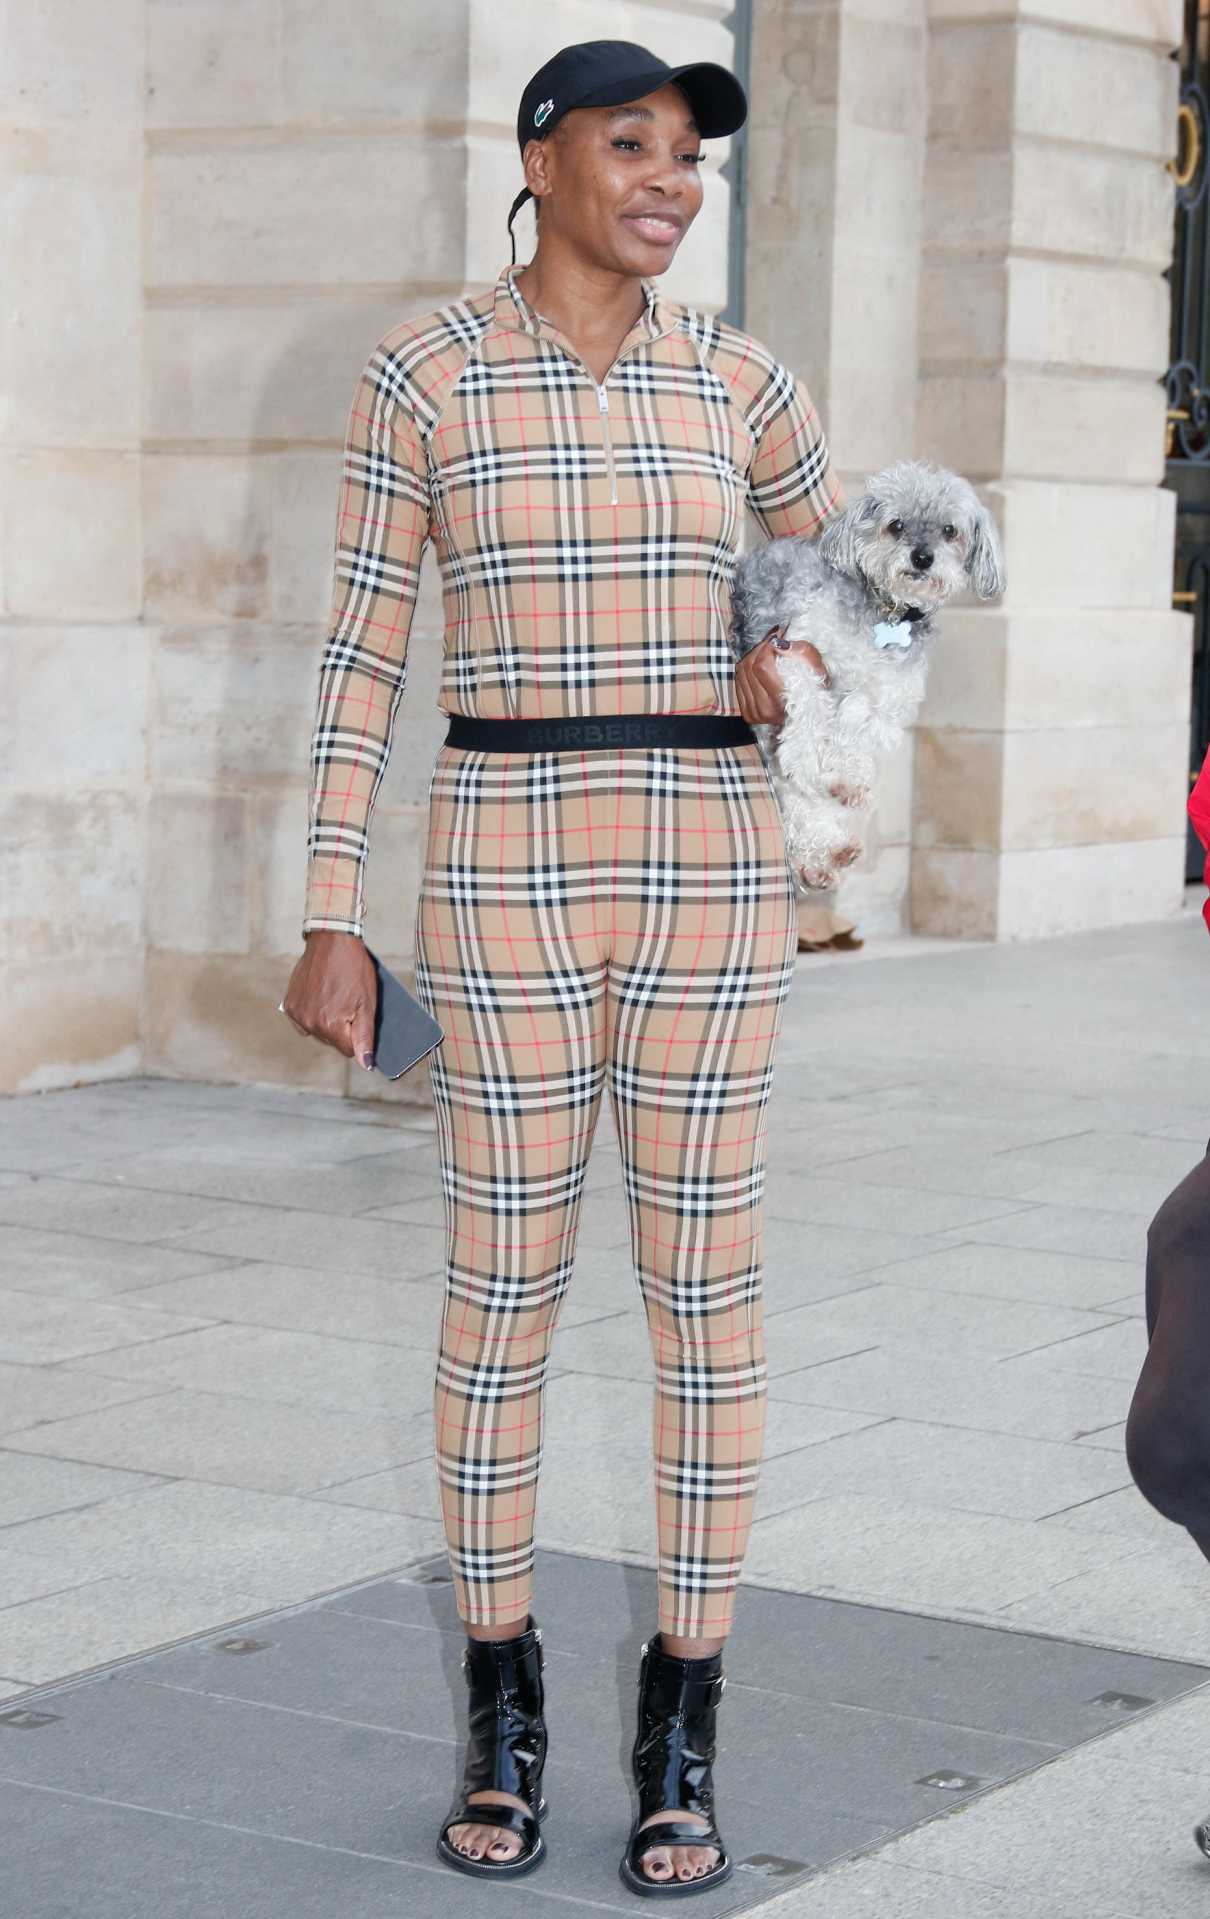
[910,0,1190,938]
[0,0,1191,1096]
[746,0,928,936]
[0,0,735,1096]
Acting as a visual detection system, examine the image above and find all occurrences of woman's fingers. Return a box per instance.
[735,633,830,726]
[279,932,377,1065]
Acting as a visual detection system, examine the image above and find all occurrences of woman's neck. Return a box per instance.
[513,242,647,368]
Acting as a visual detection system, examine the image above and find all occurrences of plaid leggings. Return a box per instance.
[413,739,798,1638]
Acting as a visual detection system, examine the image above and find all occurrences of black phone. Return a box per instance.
[363,946,444,1080]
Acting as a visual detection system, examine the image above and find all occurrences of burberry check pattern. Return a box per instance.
[303,263,843,1636]
[303,261,841,938]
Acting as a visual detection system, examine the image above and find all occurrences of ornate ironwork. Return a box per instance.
[1166,0,1210,875]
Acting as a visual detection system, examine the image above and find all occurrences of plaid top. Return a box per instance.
[303,262,843,937]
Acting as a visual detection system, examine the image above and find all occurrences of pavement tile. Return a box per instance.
[1002,1541,1210,1664]
[743,1493,1142,1614]
[123,1261,446,1344]
[767,1345,1130,1443]
[0,1225,238,1301]
[65,1322,440,1419]
[0,1480,445,1601]
[4,1390,435,1496]
[757,1857,1144,1918]
[763,1177,1032,1237]
[1007,1316,1148,1382]
[0,1449,164,1525]
[0,1287,213,1365]
[0,1543,98,1609]
[0,1180,253,1245]
[861,1240,1140,1313]
[162,1206,449,1279]
[958,1203,1151,1263]
[883,1738,1210,1918]
[0,1363,169,1436]
[756,1419,1129,1523]
[47,1151,442,1218]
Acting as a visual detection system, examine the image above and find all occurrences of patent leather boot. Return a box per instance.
[436,1615,549,1878]
[619,1634,733,1898]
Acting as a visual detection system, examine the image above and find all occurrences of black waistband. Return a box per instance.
[444,713,758,753]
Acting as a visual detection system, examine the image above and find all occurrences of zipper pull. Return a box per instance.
[597,385,609,413]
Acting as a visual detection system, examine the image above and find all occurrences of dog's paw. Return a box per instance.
[832,842,862,869]
[798,863,838,892]
[828,782,870,810]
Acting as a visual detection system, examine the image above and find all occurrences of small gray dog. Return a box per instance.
[731,460,1005,889]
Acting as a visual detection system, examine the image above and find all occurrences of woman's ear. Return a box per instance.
[965,497,1006,600]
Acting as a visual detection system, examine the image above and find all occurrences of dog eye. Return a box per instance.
[886,519,904,537]
[942,523,957,540]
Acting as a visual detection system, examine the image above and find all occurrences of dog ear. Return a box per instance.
[817,494,877,579]
[966,498,1006,600]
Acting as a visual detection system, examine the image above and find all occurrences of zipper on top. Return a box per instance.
[596,383,618,506]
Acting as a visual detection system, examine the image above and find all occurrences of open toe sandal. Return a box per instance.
[436,1614,549,1879]
[619,1634,734,1898]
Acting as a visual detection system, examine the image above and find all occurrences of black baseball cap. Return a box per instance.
[506,39,748,261]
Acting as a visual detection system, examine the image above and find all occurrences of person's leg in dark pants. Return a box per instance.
[1125,1143,1210,1564]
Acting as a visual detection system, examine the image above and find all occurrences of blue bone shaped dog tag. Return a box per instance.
[872,621,914,651]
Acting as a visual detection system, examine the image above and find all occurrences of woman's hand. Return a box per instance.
[280,931,378,1071]
[735,627,830,728]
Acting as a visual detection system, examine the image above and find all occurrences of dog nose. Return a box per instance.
[911,545,933,571]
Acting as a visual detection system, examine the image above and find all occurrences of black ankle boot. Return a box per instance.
[619,1633,734,1898]
[436,1615,549,1878]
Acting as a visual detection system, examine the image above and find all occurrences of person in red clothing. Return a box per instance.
[1126,744,1210,1858]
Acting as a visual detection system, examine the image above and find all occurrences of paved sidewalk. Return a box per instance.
[3,904,1210,1912]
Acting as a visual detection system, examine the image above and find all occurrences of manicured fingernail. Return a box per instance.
[360,1052,374,1070]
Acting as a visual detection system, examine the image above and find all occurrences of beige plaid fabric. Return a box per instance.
[302,262,841,936]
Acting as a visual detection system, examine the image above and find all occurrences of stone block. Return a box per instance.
[920,262,1008,367]
[924,0,1182,43]
[272,453,343,625]
[252,787,312,958]
[1004,257,1169,376]
[151,627,321,787]
[144,297,430,446]
[1017,23,1176,158]
[0,790,145,967]
[144,950,347,1086]
[1011,142,1175,269]
[927,20,1016,144]
[2,449,141,621]
[840,17,927,134]
[148,790,251,955]
[146,0,282,127]
[912,835,1186,938]
[919,610,1192,732]
[144,454,272,622]
[922,146,1014,255]
[0,627,149,787]
[1,129,141,445]
[357,806,427,961]
[283,0,468,122]
[147,135,467,289]
[0,0,144,121]
[837,842,912,938]
[993,480,1176,611]
[915,723,1189,850]
[929,21,1174,157]
[0,953,143,1096]
[922,370,1166,483]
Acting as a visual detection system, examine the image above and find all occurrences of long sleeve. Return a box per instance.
[745,358,844,541]
[302,341,432,939]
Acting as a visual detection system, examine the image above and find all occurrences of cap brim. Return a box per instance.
[570,61,747,139]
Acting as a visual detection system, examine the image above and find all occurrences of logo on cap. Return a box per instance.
[533,98,555,128]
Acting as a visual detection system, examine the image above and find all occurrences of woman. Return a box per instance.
[1126,746,1210,1857]
[281,38,841,1896]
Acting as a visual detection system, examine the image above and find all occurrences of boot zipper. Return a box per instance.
[596,383,618,505]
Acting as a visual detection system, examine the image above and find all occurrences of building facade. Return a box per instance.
[0,0,1189,1095]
